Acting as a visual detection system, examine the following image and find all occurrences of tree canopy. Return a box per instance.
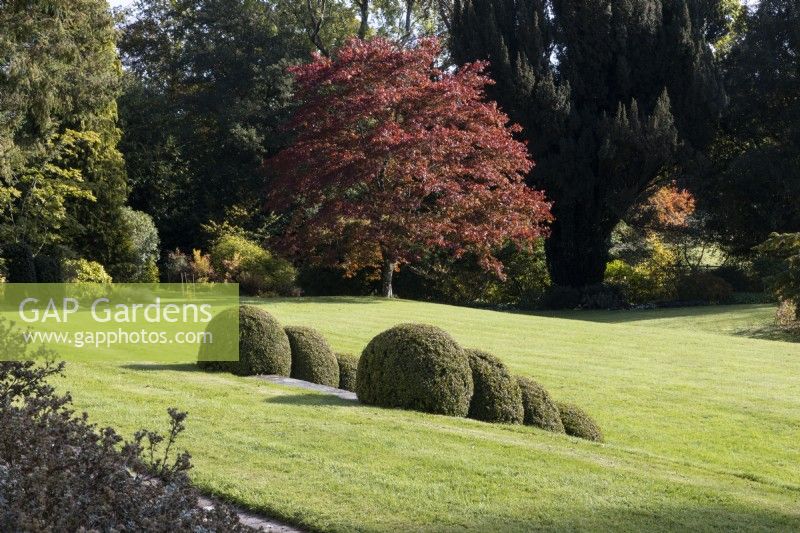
[698,0,800,253]
[3,0,797,307]
[266,38,552,297]
[117,0,311,251]
[450,0,728,289]
[0,0,129,275]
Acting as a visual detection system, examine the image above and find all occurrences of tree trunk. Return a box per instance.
[357,0,370,39]
[404,0,414,36]
[381,257,396,298]
[544,206,616,289]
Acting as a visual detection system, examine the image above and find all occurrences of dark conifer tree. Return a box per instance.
[450,0,727,288]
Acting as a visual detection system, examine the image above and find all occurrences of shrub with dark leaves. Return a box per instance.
[3,242,36,282]
[33,253,64,283]
[336,352,359,392]
[540,285,582,310]
[356,323,473,416]
[516,376,564,433]
[0,319,251,531]
[676,272,733,303]
[198,305,291,376]
[285,325,339,387]
[465,349,523,424]
[557,402,604,442]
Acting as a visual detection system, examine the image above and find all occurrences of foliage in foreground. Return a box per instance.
[356,323,474,416]
[0,349,249,530]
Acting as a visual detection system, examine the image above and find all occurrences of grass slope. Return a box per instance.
[55,299,800,531]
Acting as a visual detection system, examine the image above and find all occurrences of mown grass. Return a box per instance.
[542,302,776,333]
[54,298,800,531]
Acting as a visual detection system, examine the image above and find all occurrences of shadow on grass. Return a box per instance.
[241,296,384,306]
[731,325,800,343]
[416,503,800,532]
[531,304,774,324]
[121,363,200,372]
[265,393,358,407]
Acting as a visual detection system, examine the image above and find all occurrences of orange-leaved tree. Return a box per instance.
[266,38,552,297]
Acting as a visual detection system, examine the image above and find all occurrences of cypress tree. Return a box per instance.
[451,0,726,288]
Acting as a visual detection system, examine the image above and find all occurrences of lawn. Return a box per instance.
[54,299,800,532]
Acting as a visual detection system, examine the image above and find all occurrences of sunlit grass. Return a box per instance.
[55,299,800,531]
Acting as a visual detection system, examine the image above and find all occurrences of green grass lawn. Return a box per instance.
[54,299,800,532]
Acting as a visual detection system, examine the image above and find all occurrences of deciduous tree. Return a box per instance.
[118,0,306,251]
[698,0,800,252]
[267,38,552,297]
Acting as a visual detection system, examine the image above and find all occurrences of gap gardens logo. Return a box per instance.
[0,284,239,362]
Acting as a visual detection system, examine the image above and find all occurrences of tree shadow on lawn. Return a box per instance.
[416,502,800,532]
[731,324,800,343]
[121,363,201,372]
[241,296,384,306]
[264,393,358,408]
[527,304,772,325]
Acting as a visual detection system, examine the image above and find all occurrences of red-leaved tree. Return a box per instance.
[266,38,552,297]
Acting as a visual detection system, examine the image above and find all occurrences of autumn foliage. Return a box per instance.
[266,38,552,296]
[628,183,696,231]
[647,185,696,229]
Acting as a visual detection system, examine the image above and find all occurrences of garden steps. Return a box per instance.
[257,375,358,401]
[197,495,304,532]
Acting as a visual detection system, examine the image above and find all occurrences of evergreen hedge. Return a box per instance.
[356,324,473,416]
[465,349,523,424]
[557,402,603,442]
[516,377,564,433]
[285,326,339,387]
[198,305,291,376]
[336,353,359,392]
